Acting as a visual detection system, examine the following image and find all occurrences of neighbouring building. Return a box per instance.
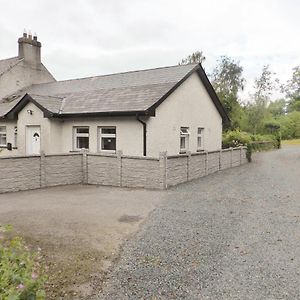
[0,32,229,157]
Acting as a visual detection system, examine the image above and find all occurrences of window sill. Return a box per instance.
[197,149,205,152]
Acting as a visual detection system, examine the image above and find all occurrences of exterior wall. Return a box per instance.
[0,120,18,156]
[17,102,52,155]
[0,61,55,99]
[0,147,248,193]
[60,118,143,156]
[146,72,223,156]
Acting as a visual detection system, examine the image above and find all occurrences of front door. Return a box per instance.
[26,126,41,155]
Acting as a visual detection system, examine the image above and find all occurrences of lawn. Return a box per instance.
[282,139,300,145]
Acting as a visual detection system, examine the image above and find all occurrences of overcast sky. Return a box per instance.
[0,0,299,101]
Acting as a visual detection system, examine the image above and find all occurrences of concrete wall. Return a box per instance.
[0,147,248,193]
[0,153,82,193]
[146,72,223,156]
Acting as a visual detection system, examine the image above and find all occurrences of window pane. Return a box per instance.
[77,127,89,134]
[180,127,189,134]
[198,128,203,134]
[0,127,5,133]
[101,128,116,135]
[180,137,185,149]
[101,137,116,151]
[77,136,89,149]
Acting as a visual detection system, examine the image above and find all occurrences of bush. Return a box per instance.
[0,225,46,300]
[222,130,251,148]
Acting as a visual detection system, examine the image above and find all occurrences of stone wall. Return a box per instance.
[0,147,248,193]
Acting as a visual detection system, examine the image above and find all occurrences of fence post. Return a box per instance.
[187,151,191,181]
[205,151,209,175]
[219,149,222,170]
[40,152,46,188]
[117,150,123,187]
[159,151,167,189]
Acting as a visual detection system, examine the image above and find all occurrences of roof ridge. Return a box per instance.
[30,63,199,87]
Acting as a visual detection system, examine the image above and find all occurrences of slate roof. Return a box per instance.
[0,57,22,77]
[0,63,229,123]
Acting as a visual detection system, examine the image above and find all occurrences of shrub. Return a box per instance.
[0,225,46,300]
[222,130,251,149]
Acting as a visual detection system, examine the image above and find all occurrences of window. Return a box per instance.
[73,127,89,150]
[197,127,204,151]
[14,127,18,148]
[99,127,116,152]
[180,127,190,152]
[0,126,7,147]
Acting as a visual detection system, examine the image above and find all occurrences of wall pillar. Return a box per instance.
[117,150,123,187]
[205,151,209,175]
[187,151,191,181]
[40,152,46,188]
[159,151,167,189]
[82,151,88,184]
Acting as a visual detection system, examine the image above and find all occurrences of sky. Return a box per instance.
[0,0,299,101]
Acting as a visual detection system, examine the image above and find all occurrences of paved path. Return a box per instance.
[100,146,300,300]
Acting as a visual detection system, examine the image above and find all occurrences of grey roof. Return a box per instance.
[0,57,21,77]
[0,63,230,123]
[1,63,199,116]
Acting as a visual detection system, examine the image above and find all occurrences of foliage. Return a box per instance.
[178,51,206,65]
[222,130,251,148]
[282,66,300,112]
[0,225,46,300]
[277,111,300,139]
[211,56,245,129]
[247,65,279,134]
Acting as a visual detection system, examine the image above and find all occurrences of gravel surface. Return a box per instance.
[99,146,300,300]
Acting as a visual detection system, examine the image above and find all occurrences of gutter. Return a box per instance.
[136,115,147,156]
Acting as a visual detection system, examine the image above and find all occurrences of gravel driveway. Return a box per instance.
[99,146,300,299]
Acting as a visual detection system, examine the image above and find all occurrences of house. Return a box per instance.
[0,32,229,157]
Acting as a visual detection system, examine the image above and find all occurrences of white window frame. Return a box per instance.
[73,126,89,151]
[180,127,190,153]
[98,126,116,153]
[197,127,204,151]
[0,126,7,147]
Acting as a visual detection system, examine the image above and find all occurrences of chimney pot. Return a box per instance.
[23,28,27,38]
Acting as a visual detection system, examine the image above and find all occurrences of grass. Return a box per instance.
[282,139,300,145]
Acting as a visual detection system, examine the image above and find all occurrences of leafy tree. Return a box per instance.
[283,66,300,112]
[247,65,278,134]
[211,56,245,129]
[267,99,286,118]
[178,51,206,65]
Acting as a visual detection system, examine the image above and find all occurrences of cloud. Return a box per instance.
[0,0,299,100]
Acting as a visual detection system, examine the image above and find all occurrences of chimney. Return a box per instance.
[18,29,41,67]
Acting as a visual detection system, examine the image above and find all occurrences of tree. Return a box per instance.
[267,99,286,118]
[211,56,245,129]
[178,51,206,65]
[247,65,278,134]
[283,66,300,112]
